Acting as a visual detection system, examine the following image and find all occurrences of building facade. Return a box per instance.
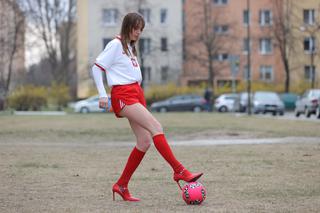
[182,0,284,88]
[77,0,183,98]
[0,0,25,95]
[288,0,320,89]
[182,0,320,91]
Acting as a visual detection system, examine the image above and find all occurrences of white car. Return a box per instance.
[214,93,239,112]
[295,89,320,118]
[252,91,285,116]
[73,95,105,113]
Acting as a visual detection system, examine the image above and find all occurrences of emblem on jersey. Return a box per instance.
[119,100,126,109]
[131,58,139,67]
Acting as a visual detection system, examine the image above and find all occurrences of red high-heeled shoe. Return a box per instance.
[173,168,203,190]
[112,184,140,202]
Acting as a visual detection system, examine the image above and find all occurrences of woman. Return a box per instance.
[92,12,203,202]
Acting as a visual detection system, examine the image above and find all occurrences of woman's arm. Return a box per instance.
[92,65,107,98]
[92,65,113,110]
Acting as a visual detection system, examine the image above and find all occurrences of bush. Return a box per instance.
[48,82,71,110]
[7,85,47,111]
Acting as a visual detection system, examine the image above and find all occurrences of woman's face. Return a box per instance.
[129,25,143,41]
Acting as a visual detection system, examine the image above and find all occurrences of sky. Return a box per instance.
[24,24,46,68]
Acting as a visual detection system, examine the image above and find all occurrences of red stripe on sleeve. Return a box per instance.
[94,63,106,72]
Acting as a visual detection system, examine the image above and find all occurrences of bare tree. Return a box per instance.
[184,0,235,96]
[23,0,76,85]
[0,0,25,109]
[271,0,299,92]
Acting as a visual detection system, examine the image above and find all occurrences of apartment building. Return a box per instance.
[182,0,320,90]
[77,0,183,98]
[289,0,320,88]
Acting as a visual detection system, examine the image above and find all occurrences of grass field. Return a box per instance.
[0,113,319,212]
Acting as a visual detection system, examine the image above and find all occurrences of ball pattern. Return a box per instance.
[182,182,206,205]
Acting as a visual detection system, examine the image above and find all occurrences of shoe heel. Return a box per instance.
[176,180,182,190]
[112,191,115,201]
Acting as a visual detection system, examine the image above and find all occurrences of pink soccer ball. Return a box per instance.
[182,181,206,205]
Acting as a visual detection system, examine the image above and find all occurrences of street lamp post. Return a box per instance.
[246,0,252,115]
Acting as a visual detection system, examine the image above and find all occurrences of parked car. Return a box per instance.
[73,95,105,113]
[214,93,239,112]
[279,93,299,110]
[234,92,253,112]
[252,91,285,116]
[150,94,206,112]
[294,89,320,117]
[316,104,320,119]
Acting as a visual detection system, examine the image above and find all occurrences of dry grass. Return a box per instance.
[0,113,320,212]
[1,113,320,142]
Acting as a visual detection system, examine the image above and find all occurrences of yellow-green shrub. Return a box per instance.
[216,81,288,95]
[48,82,71,109]
[7,85,47,111]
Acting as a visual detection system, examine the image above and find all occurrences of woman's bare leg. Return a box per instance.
[119,103,163,136]
[128,119,151,152]
[119,103,182,172]
[119,103,203,187]
[115,120,150,188]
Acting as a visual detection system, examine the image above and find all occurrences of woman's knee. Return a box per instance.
[136,137,151,152]
[152,120,163,134]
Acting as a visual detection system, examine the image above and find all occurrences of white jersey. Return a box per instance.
[95,37,142,86]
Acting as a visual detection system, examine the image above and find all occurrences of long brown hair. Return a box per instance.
[120,12,145,56]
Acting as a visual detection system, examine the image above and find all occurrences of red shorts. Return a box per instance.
[111,82,146,118]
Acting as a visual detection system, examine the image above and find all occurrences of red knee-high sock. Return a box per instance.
[116,147,145,187]
[153,134,183,173]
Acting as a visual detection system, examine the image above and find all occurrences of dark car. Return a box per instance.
[150,94,206,112]
[252,91,285,116]
[279,93,298,110]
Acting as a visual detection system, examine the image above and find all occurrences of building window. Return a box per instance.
[260,38,272,54]
[139,38,151,55]
[260,65,273,81]
[259,10,272,26]
[303,9,315,25]
[143,67,151,82]
[161,66,169,82]
[243,10,250,25]
[213,0,228,5]
[103,38,112,49]
[213,53,229,61]
[304,37,316,53]
[160,8,167,24]
[214,25,229,34]
[102,9,118,26]
[304,65,315,81]
[161,37,168,51]
[243,38,249,53]
[139,8,151,23]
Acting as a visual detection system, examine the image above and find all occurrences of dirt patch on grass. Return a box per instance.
[171,129,263,141]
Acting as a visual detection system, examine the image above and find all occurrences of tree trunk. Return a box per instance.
[284,57,290,93]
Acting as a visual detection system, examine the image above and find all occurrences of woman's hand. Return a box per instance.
[99,97,113,111]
